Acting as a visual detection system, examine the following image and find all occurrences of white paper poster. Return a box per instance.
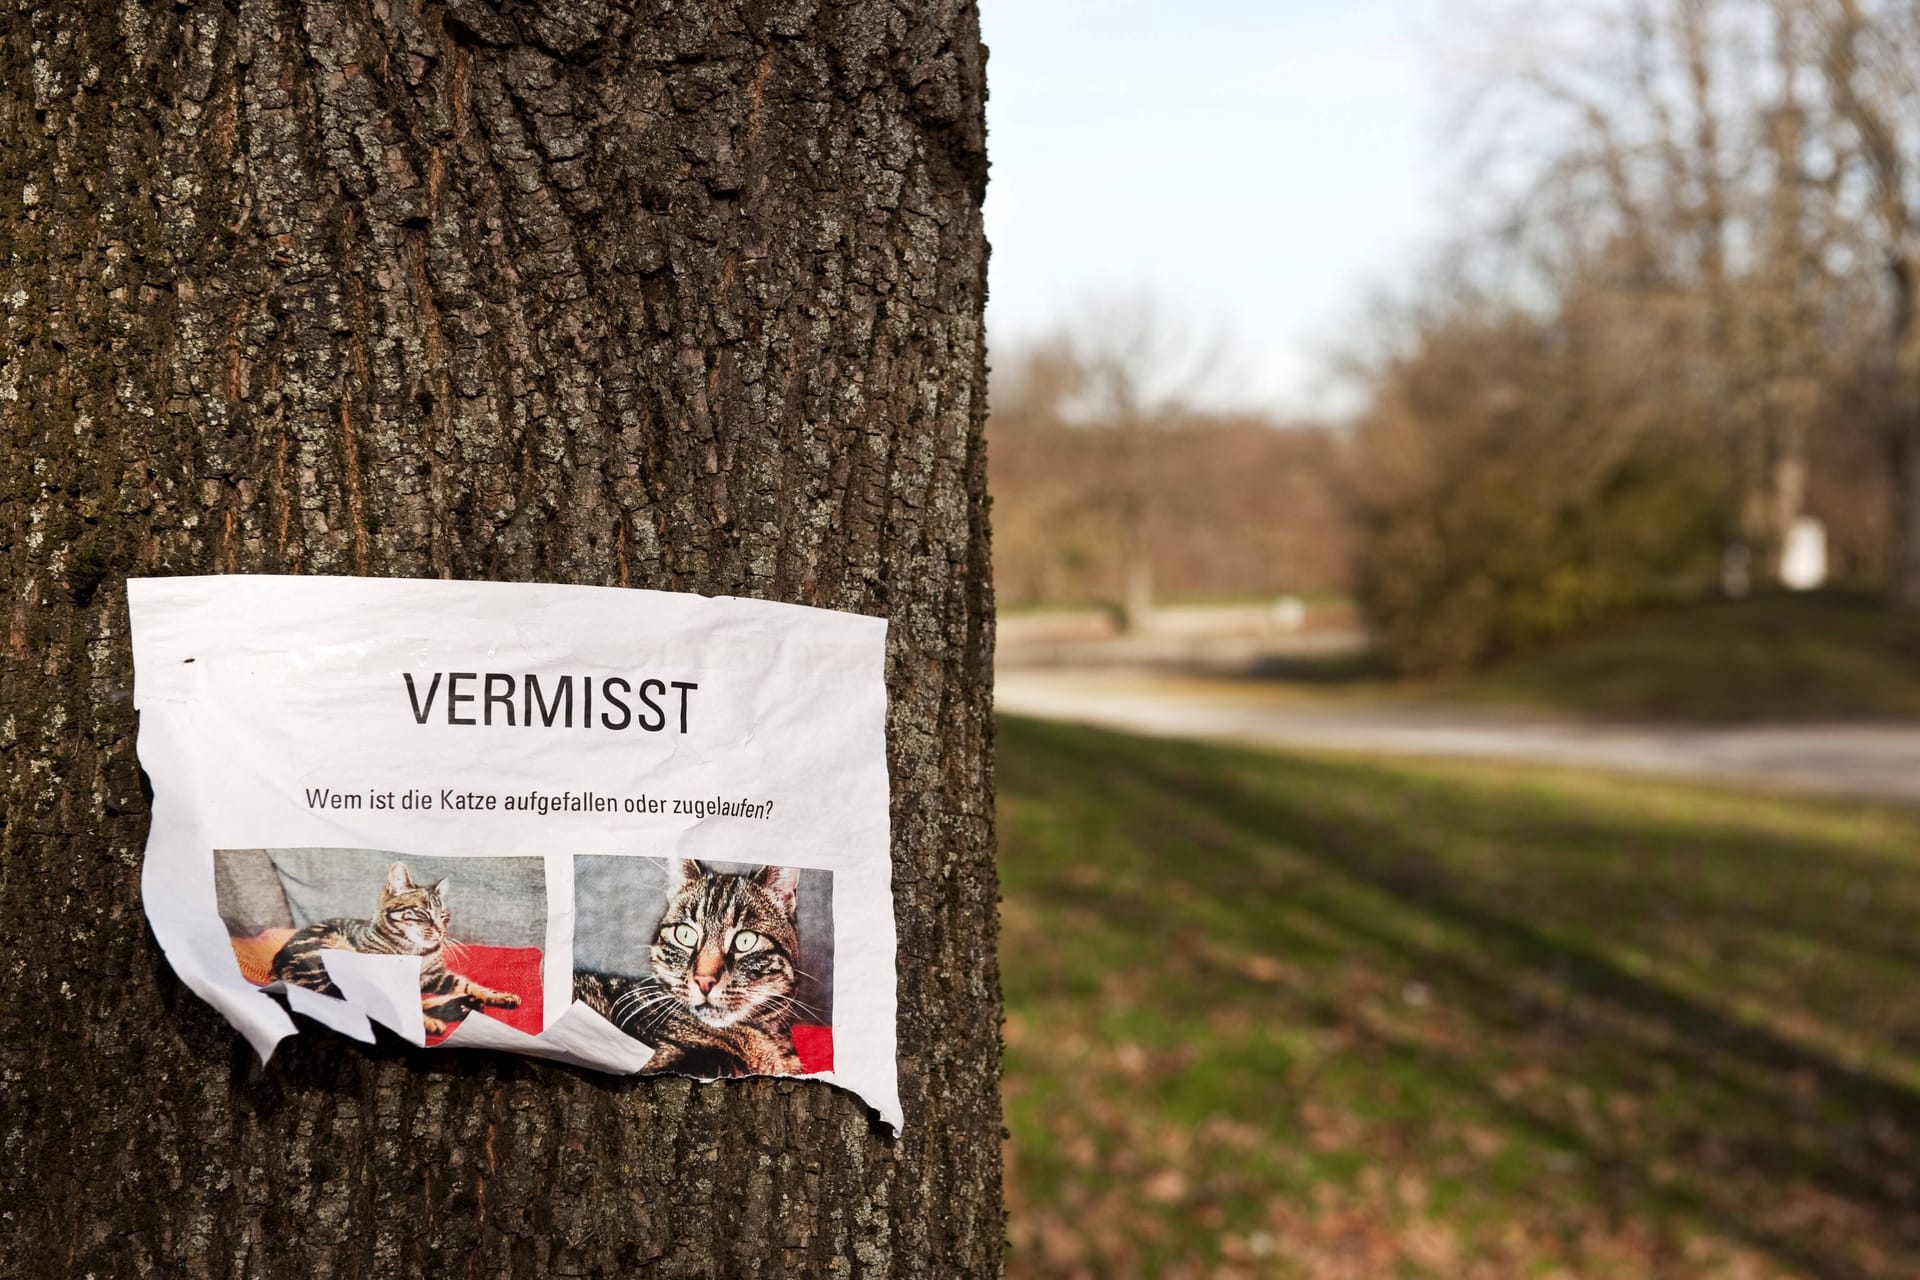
[128,575,900,1130]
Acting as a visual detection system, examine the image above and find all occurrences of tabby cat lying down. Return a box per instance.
[270,862,521,1035]
[574,859,806,1076]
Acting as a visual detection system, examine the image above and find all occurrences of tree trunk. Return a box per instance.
[1115,416,1153,632]
[1888,251,1920,610]
[1892,412,1920,608]
[0,2,999,1275]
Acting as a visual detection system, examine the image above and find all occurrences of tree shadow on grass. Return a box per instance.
[1001,716,1920,1280]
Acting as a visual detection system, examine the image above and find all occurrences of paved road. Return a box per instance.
[996,670,1920,805]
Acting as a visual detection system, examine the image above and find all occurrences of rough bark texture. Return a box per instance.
[0,1,997,1274]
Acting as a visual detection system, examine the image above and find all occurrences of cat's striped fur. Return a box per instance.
[574,860,805,1076]
[269,862,521,1035]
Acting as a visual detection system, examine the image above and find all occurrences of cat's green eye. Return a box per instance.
[670,922,698,948]
[732,930,760,953]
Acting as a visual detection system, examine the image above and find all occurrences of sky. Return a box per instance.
[979,0,1449,418]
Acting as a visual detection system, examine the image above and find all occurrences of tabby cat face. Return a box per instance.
[652,860,799,1028]
[377,862,449,954]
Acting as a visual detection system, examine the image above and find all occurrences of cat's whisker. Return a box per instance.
[758,992,822,1025]
[612,987,680,1029]
[623,998,677,1022]
[622,996,680,1034]
[612,988,664,1017]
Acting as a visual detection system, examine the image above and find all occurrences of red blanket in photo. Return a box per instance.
[792,1024,833,1074]
[425,945,546,1045]
[230,933,545,1044]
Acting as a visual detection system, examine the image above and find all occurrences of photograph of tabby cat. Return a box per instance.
[572,857,833,1078]
[269,862,521,1034]
[215,847,547,1041]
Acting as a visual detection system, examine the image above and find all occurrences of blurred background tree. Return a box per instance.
[1348,0,1920,669]
[992,0,1920,673]
[990,301,1350,626]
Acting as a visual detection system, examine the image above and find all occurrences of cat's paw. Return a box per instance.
[422,1016,449,1036]
[487,991,521,1008]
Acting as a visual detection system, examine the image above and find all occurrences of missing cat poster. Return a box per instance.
[127,575,902,1131]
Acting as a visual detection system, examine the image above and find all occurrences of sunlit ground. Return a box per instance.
[998,716,1920,1279]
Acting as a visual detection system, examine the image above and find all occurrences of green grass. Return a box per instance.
[998,715,1920,1279]
[1444,591,1920,720]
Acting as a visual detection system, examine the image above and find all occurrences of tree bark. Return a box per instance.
[0,1,998,1275]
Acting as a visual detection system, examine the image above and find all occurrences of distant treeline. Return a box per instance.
[1342,0,1918,672]
[988,354,1350,613]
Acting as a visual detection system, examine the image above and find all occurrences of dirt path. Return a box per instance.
[996,669,1920,804]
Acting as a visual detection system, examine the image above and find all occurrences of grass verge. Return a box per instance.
[1449,592,1920,720]
[999,715,1920,1279]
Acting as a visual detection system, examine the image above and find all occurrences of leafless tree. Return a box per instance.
[1052,293,1228,628]
[1813,0,1920,604]
[1363,0,1908,624]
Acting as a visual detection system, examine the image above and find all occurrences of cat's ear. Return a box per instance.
[669,858,706,885]
[383,862,414,898]
[429,877,449,904]
[753,864,799,913]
